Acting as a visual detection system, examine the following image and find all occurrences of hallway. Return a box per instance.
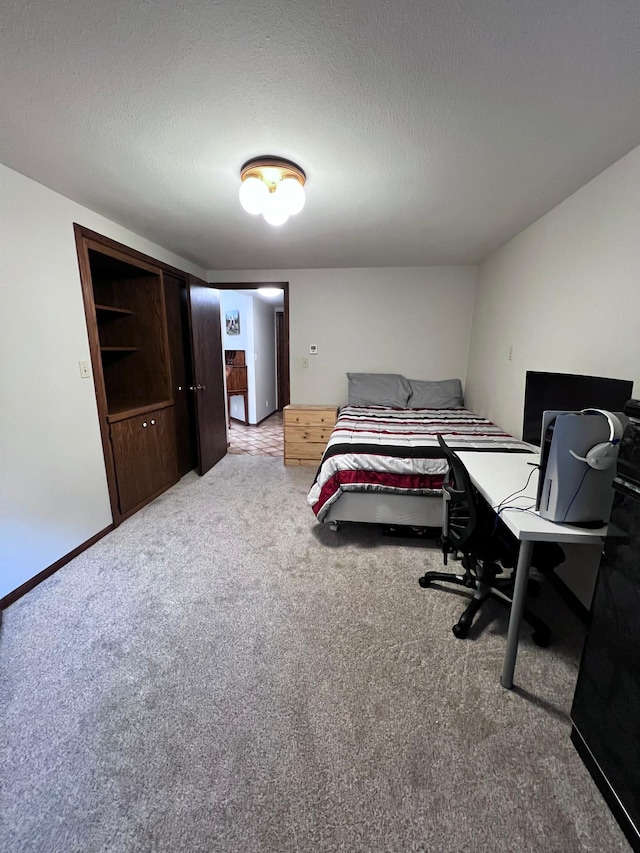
[227,411,283,457]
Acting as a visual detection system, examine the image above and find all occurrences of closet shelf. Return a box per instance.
[95,304,134,318]
[107,398,174,423]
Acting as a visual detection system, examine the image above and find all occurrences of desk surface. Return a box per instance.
[456,451,607,544]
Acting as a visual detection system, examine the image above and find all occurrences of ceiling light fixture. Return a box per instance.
[257,287,283,298]
[239,156,306,226]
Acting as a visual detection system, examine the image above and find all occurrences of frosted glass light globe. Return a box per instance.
[275,177,305,215]
[262,192,290,226]
[239,177,269,215]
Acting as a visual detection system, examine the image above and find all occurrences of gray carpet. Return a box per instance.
[0,455,630,852]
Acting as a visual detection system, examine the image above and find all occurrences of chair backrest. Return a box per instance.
[437,434,479,553]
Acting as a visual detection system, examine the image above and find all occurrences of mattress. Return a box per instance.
[308,405,534,524]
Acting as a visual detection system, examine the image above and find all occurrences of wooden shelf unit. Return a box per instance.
[95,304,134,319]
[89,247,173,419]
[283,404,338,466]
[78,238,179,521]
[76,224,229,526]
[106,398,174,423]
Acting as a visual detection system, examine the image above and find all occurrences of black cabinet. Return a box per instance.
[571,401,640,851]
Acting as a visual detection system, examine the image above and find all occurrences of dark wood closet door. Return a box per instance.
[187,275,227,475]
[164,272,198,476]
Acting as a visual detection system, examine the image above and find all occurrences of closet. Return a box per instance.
[75,225,227,526]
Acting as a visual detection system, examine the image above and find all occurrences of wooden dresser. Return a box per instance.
[225,350,248,425]
[283,404,338,466]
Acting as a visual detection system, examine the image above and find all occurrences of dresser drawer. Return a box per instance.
[285,424,334,445]
[284,441,328,464]
[283,406,338,428]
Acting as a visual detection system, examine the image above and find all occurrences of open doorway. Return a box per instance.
[217,282,289,456]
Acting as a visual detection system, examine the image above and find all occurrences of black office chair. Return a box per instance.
[418,435,551,646]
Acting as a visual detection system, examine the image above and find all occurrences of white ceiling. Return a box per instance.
[2,1,639,271]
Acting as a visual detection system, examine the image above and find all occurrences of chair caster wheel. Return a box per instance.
[418,576,431,588]
[452,623,468,639]
[532,628,551,648]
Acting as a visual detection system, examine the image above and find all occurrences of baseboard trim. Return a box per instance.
[0,525,114,610]
[230,411,279,427]
[256,411,279,426]
[571,726,640,852]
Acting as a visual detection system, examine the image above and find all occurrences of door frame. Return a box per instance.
[216,282,290,415]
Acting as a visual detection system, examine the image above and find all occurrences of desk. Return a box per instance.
[457,451,607,689]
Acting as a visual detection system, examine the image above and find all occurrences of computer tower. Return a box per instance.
[536,410,626,525]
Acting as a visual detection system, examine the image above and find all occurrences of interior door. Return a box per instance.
[187,275,227,474]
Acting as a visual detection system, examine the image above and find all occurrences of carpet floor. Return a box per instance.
[0,455,630,852]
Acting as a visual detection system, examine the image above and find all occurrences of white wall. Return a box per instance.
[465,143,640,609]
[465,144,640,438]
[0,164,206,600]
[209,268,478,406]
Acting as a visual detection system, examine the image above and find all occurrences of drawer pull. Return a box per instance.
[142,422,148,428]
[150,419,155,425]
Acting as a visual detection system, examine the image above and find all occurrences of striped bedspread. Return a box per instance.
[307,405,534,522]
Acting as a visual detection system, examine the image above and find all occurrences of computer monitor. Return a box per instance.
[522,371,633,446]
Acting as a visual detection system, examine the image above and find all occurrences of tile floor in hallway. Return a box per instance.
[227,410,283,457]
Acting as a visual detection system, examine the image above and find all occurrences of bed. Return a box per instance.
[307,374,535,530]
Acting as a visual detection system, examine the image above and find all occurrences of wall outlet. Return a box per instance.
[78,360,91,378]
[302,357,309,368]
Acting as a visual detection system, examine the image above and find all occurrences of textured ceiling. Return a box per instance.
[2,0,639,270]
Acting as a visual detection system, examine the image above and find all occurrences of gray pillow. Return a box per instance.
[347,373,412,408]
[407,378,464,409]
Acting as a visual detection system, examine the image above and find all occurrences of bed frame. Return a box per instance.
[323,491,444,531]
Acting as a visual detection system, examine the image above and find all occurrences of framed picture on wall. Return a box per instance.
[226,310,240,335]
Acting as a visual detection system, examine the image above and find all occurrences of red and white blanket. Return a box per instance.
[307,405,534,522]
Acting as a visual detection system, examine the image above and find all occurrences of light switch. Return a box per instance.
[309,345,318,355]
[302,357,309,368]
[79,360,91,379]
